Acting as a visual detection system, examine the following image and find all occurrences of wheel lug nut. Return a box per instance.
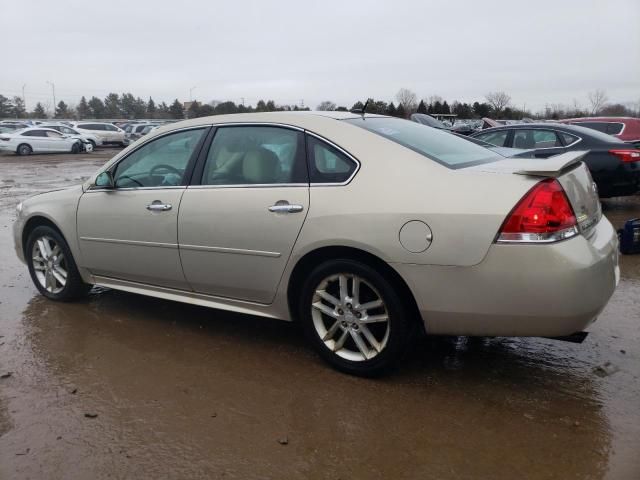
[341,321,348,327]
[346,303,352,309]
[337,309,344,315]
[355,312,362,319]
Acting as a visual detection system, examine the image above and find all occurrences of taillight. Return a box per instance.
[609,149,640,163]
[497,178,578,243]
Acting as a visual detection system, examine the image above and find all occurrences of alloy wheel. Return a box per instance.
[311,273,390,362]
[31,235,67,294]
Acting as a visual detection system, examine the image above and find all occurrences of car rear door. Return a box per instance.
[21,130,48,152]
[77,127,209,289]
[512,129,566,158]
[178,125,309,304]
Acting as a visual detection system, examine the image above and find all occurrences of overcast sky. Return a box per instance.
[3,0,639,113]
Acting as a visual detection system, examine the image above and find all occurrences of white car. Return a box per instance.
[0,127,85,155]
[71,122,126,147]
[40,124,101,150]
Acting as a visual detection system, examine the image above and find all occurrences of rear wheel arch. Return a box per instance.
[287,246,422,330]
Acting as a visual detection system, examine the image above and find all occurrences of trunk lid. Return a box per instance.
[469,151,602,236]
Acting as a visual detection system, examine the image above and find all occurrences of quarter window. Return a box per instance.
[560,132,580,146]
[200,126,307,185]
[113,128,206,188]
[307,135,358,183]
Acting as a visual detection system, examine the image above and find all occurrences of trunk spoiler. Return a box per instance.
[471,151,589,177]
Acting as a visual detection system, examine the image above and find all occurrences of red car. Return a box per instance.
[558,117,640,147]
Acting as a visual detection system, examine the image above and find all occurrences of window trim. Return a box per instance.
[88,125,211,191]
[305,131,361,187]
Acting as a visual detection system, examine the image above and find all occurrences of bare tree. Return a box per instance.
[485,91,511,115]
[587,89,608,115]
[396,88,418,113]
[316,100,336,111]
[426,95,443,106]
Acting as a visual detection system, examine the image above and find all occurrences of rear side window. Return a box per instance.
[475,130,508,147]
[22,130,47,137]
[79,124,103,131]
[307,135,358,184]
[512,129,561,149]
[345,117,497,168]
[201,126,307,185]
[573,122,608,133]
[46,130,63,138]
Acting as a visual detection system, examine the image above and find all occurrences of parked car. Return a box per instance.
[71,122,126,146]
[0,122,30,131]
[455,133,534,158]
[471,123,640,197]
[558,117,640,147]
[411,113,475,135]
[126,123,160,143]
[0,127,85,155]
[13,112,618,376]
[40,123,101,150]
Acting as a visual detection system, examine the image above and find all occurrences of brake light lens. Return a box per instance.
[497,178,578,243]
[609,149,640,163]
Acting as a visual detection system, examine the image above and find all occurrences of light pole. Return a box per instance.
[46,81,56,118]
[189,86,197,101]
[22,84,26,114]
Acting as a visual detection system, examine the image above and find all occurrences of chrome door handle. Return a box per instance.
[268,204,304,213]
[146,202,172,211]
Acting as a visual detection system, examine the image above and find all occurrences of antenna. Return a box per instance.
[350,99,369,117]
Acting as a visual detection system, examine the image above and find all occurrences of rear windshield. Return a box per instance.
[344,117,499,168]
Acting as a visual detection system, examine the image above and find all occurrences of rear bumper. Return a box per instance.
[394,216,619,337]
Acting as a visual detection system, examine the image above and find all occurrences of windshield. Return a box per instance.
[345,117,500,168]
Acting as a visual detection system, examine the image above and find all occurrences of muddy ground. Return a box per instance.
[0,151,638,480]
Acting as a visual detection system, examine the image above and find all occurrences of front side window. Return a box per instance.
[307,135,358,183]
[201,126,306,185]
[113,128,206,188]
[345,117,497,168]
[475,130,509,147]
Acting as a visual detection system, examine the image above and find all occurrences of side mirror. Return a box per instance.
[94,171,114,189]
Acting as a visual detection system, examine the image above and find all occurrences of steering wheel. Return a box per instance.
[149,164,182,185]
[116,175,144,187]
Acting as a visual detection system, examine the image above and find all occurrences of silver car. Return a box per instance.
[13,112,619,375]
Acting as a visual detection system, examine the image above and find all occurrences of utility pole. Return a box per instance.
[241,97,245,106]
[46,81,56,118]
[22,84,26,114]
[189,86,197,101]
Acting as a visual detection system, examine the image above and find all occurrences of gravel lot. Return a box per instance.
[0,151,639,479]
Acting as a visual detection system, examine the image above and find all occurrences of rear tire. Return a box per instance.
[71,142,80,154]
[17,144,32,156]
[299,259,412,377]
[26,225,91,301]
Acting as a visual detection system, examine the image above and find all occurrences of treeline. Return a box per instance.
[0,87,637,121]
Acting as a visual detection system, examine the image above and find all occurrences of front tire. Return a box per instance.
[17,144,32,156]
[299,259,412,376]
[26,226,90,301]
[71,142,81,154]
[88,139,97,150]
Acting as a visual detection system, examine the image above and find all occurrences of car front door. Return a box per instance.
[178,125,309,303]
[77,127,208,289]
[45,130,69,151]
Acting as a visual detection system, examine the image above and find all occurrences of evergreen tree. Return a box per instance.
[442,101,450,114]
[387,102,397,116]
[55,101,69,118]
[188,101,201,118]
[266,100,276,111]
[396,103,407,119]
[157,102,170,119]
[433,101,442,114]
[350,101,364,112]
[77,96,90,119]
[256,100,267,112]
[0,95,12,118]
[215,101,238,115]
[12,96,26,118]
[146,97,156,119]
[472,102,490,118]
[88,96,106,118]
[417,100,427,114]
[104,93,121,118]
[32,102,46,118]
[169,99,184,119]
